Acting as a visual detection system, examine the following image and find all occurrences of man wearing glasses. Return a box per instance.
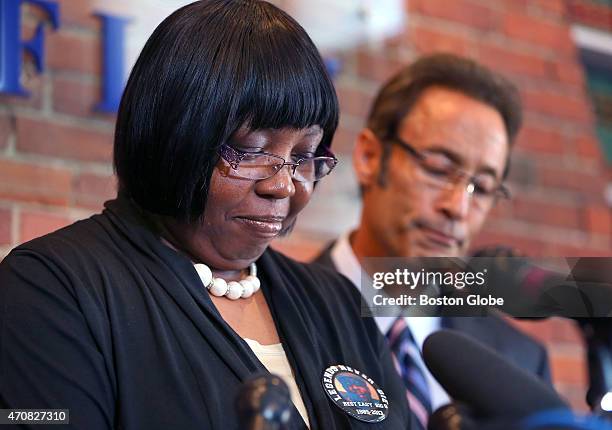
[313,54,551,430]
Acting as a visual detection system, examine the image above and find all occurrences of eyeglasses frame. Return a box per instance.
[388,136,511,201]
[218,144,338,182]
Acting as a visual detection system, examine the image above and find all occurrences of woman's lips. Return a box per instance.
[234,216,285,237]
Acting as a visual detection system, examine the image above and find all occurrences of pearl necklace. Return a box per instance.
[194,262,261,300]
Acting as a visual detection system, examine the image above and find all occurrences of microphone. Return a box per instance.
[235,373,294,430]
[423,330,612,429]
[423,329,566,419]
[471,248,612,413]
[469,247,612,318]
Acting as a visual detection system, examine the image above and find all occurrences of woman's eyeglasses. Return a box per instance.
[218,144,338,183]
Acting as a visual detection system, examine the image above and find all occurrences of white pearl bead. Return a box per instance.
[226,281,243,300]
[240,280,254,298]
[194,263,213,287]
[209,277,228,297]
[246,275,260,292]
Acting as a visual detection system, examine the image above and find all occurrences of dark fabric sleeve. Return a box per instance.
[0,250,114,430]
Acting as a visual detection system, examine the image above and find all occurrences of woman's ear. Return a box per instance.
[353,128,384,190]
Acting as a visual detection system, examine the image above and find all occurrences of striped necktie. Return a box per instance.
[386,317,433,430]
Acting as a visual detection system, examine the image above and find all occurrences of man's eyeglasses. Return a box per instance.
[218,144,338,183]
[390,136,510,205]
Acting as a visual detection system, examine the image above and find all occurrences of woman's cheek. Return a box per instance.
[291,181,314,212]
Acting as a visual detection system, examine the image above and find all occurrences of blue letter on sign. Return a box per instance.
[95,13,130,113]
[0,0,59,95]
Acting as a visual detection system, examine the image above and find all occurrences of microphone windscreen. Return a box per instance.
[423,330,566,419]
[235,373,293,428]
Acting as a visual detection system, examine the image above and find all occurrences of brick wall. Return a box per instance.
[277,0,611,411]
[0,0,609,413]
[0,0,117,258]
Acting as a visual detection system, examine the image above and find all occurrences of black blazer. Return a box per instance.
[0,199,413,430]
[313,241,553,384]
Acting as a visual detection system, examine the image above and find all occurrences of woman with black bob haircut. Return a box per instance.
[0,1,411,429]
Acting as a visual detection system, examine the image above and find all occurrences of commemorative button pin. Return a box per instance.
[322,365,389,423]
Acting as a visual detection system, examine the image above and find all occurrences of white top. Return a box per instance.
[243,338,311,428]
[329,231,451,411]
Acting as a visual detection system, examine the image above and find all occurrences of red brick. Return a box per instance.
[54,0,99,29]
[550,61,585,87]
[499,0,530,11]
[271,234,326,262]
[47,30,100,75]
[16,116,113,163]
[410,0,500,31]
[506,318,582,350]
[521,89,594,123]
[73,173,116,209]
[574,134,604,160]
[0,159,72,206]
[537,166,605,195]
[331,123,359,155]
[0,208,11,245]
[409,25,472,56]
[19,210,71,244]
[355,50,405,84]
[53,77,97,116]
[483,198,513,220]
[544,240,594,257]
[52,76,114,120]
[471,229,549,256]
[511,321,568,353]
[547,318,584,344]
[550,353,587,386]
[476,43,549,79]
[504,318,556,347]
[337,85,374,121]
[0,115,12,151]
[0,72,43,110]
[533,0,567,18]
[585,205,611,236]
[559,387,589,413]
[513,197,582,229]
[503,13,574,54]
[515,125,568,154]
[568,0,612,32]
[545,242,610,257]
[505,153,538,187]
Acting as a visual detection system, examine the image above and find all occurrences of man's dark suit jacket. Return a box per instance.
[313,242,553,384]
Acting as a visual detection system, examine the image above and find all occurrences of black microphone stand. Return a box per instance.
[577,319,612,419]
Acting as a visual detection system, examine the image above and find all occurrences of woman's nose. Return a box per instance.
[254,164,296,199]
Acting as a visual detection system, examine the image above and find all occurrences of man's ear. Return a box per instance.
[353,128,384,189]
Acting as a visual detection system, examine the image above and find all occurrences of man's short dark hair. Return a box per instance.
[367,53,522,182]
[114,0,339,221]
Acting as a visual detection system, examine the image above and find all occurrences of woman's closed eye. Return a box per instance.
[230,145,265,155]
[291,152,316,161]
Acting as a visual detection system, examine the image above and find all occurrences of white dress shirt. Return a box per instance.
[329,232,451,411]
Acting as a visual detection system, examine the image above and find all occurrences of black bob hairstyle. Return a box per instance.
[367,53,522,181]
[113,0,339,221]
